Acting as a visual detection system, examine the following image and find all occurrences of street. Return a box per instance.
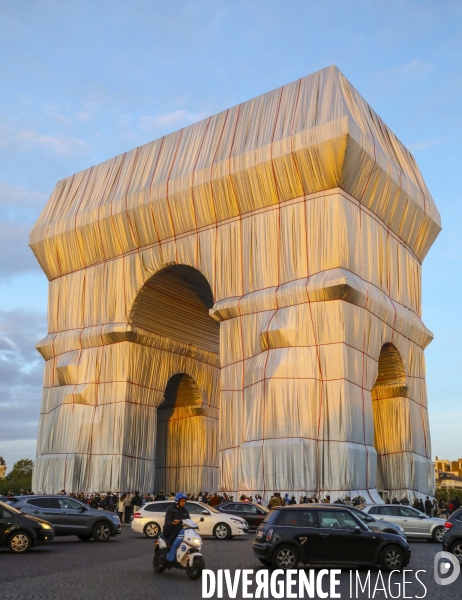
[0,526,460,599]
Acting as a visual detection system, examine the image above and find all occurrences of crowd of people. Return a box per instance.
[5,487,461,521]
[378,494,461,518]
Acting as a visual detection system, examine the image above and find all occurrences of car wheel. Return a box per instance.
[449,541,462,563]
[272,545,299,570]
[380,545,405,571]
[92,521,111,542]
[143,521,161,538]
[213,523,231,540]
[432,526,444,543]
[8,531,32,554]
[78,534,92,541]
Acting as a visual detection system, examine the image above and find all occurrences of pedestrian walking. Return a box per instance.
[424,496,432,517]
[118,493,126,522]
[123,493,132,524]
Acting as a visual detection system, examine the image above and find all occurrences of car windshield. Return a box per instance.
[198,502,219,514]
[318,510,366,531]
[0,499,21,515]
[349,509,368,522]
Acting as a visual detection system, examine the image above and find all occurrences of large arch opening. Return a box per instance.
[130,264,219,354]
[371,343,408,495]
[130,265,220,494]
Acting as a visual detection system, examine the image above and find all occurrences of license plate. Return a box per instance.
[256,530,263,538]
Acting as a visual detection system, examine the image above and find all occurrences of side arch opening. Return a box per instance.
[371,343,409,496]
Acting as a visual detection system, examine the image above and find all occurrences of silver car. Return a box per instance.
[358,504,446,543]
[346,505,406,539]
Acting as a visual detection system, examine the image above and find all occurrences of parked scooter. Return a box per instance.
[153,518,205,580]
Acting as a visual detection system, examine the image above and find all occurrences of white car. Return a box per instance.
[131,500,249,540]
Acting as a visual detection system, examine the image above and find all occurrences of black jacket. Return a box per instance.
[131,494,142,507]
[90,497,100,509]
[163,504,190,537]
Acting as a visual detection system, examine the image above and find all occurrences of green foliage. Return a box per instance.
[6,458,34,480]
[435,486,462,502]
[0,459,34,495]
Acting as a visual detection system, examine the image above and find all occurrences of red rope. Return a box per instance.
[45,185,425,283]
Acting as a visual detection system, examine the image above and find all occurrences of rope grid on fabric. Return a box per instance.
[31,66,439,499]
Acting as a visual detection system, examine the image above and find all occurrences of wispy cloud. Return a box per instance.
[0,182,46,215]
[407,137,445,152]
[139,109,208,132]
[397,59,433,79]
[76,95,105,122]
[0,309,46,458]
[0,182,47,277]
[15,129,89,155]
[0,123,90,156]
[52,113,73,126]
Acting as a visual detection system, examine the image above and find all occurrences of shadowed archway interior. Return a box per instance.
[130,264,219,354]
[156,373,211,494]
[371,343,409,493]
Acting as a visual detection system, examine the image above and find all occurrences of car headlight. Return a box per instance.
[40,523,53,530]
[397,525,404,532]
[230,517,245,525]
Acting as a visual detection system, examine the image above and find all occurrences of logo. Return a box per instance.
[434,551,460,586]
[181,544,187,552]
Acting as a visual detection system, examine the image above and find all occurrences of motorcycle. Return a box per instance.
[153,517,205,580]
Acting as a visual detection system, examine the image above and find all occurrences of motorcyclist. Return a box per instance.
[163,492,190,548]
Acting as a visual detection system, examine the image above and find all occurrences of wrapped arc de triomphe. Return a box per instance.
[30,66,441,502]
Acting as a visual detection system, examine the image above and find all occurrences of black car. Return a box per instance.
[11,495,121,542]
[0,500,54,553]
[217,502,269,529]
[442,507,462,563]
[252,506,410,571]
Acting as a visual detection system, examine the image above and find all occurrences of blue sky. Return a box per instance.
[0,0,461,471]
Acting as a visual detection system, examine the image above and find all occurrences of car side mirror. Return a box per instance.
[354,526,361,534]
[200,517,204,522]
[79,506,87,512]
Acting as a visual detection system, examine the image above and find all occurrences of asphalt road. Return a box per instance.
[0,525,460,599]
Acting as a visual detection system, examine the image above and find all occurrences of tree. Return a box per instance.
[435,486,462,502]
[0,458,34,494]
[5,459,34,482]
